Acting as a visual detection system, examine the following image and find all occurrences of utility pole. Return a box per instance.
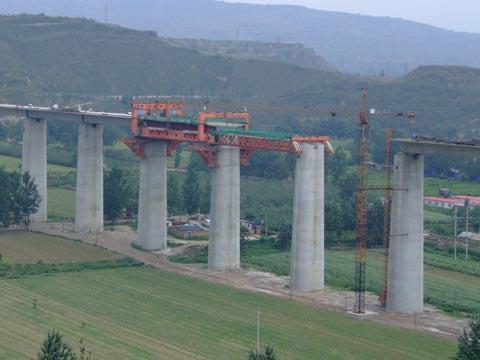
[256,307,261,355]
[105,3,108,24]
[454,206,458,260]
[465,200,469,262]
[265,214,268,237]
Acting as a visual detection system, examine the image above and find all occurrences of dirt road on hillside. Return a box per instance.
[32,222,467,341]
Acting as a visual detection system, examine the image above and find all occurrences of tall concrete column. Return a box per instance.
[21,118,47,222]
[137,142,168,250]
[290,143,325,292]
[387,152,424,313]
[208,146,240,270]
[75,123,103,233]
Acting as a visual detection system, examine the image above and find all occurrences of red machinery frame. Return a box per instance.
[125,101,332,165]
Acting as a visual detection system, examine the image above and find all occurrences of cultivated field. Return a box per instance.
[0,232,121,264]
[0,266,455,360]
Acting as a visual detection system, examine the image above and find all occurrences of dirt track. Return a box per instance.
[32,222,467,341]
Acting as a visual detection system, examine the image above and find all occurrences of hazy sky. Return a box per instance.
[223,0,480,33]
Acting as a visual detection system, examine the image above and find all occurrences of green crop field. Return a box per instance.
[368,170,480,197]
[47,188,76,220]
[0,232,121,264]
[0,154,75,173]
[0,266,455,359]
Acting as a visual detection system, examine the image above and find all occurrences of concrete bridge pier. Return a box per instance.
[137,141,168,250]
[290,143,325,292]
[208,146,240,270]
[21,118,47,222]
[387,152,424,313]
[75,123,104,233]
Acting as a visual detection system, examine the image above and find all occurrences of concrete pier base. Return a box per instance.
[75,123,103,233]
[290,143,325,292]
[387,152,424,313]
[208,146,240,270]
[21,118,47,222]
[137,142,168,250]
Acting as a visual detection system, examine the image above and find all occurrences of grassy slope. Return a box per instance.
[0,267,454,359]
[173,241,480,314]
[47,188,75,220]
[0,154,74,173]
[0,232,120,264]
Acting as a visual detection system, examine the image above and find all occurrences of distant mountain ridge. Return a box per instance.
[168,38,336,72]
[1,0,480,76]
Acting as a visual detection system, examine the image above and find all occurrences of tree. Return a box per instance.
[274,223,291,250]
[182,166,200,214]
[38,329,77,360]
[11,172,41,227]
[199,179,211,214]
[248,346,277,360]
[167,174,182,215]
[456,313,480,359]
[104,167,130,221]
[0,167,14,227]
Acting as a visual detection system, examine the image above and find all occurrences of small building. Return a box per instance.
[240,220,265,236]
[424,196,463,209]
[169,223,209,239]
[438,188,451,198]
[448,168,461,180]
[424,195,480,209]
[452,195,480,208]
[201,218,210,228]
[458,231,480,242]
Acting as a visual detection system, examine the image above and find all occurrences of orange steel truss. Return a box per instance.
[125,101,332,165]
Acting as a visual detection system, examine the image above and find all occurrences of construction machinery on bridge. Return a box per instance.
[123,101,333,166]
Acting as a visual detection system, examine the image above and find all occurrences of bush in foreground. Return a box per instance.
[456,313,480,359]
[248,346,277,360]
[38,329,76,360]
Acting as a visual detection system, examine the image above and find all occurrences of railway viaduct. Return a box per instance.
[2,103,473,314]
[0,103,330,293]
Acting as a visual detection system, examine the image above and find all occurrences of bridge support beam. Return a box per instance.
[75,123,103,233]
[290,143,325,292]
[208,146,240,270]
[387,152,424,313]
[137,142,168,250]
[21,118,47,222]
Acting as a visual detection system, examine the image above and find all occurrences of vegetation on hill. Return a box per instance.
[0,14,346,104]
[169,38,336,72]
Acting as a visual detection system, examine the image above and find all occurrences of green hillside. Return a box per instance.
[0,14,346,104]
[1,15,480,140]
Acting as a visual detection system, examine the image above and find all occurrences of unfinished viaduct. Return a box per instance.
[0,103,472,315]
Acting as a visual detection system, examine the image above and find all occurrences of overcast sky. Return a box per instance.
[223,0,480,33]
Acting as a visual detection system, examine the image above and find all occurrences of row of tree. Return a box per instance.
[0,168,40,228]
[103,153,211,221]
